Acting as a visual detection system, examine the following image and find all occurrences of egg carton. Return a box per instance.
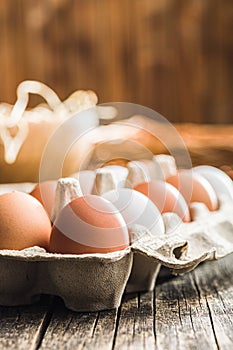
[0,191,233,312]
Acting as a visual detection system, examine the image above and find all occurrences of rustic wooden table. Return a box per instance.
[0,253,233,350]
[0,124,233,350]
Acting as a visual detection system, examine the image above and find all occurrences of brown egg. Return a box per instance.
[166,170,218,211]
[134,180,191,222]
[49,195,129,254]
[0,191,52,250]
[30,181,57,219]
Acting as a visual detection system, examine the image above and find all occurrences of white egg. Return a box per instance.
[193,165,233,201]
[102,188,165,236]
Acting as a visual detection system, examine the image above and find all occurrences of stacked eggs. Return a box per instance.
[0,155,232,254]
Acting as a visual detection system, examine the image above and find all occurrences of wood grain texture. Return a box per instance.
[155,255,233,349]
[113,292,155,349]
[0,296,53,350]
[39,304,118,350]
[0,0,232,123]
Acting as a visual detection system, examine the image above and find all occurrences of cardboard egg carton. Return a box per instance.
[0,161,233,312]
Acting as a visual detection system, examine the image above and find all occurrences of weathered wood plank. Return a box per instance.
[40,292,155,350]
[113,292,155,349]
[0,296,53,350]
[39,298,118,350]
[193,255,233,348]
[155,254,233,350]
[155,273,218,349]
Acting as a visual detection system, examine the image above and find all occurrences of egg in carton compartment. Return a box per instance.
[0,162,233,311]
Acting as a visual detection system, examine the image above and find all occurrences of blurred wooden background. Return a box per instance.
[0,0,232,123]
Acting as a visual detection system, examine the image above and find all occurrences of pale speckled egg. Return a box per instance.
[166,170,218,211]
[134,180,191,222]
[30,180,57,219]
[0,191,52,250]
[49,195,129,254]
